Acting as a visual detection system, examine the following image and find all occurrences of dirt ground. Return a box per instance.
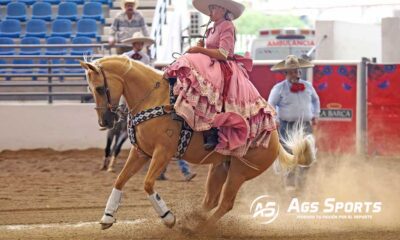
[0,148,399,240]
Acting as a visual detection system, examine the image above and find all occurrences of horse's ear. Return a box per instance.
[80,61,99,73]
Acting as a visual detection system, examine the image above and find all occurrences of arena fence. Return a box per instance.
[0,58,398,156]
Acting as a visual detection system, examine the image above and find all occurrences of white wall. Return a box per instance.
[315,21,335,60]
[156,0,187,62]
[382,17,400,63]
[334,21,381,61]
[158,9,183,62]
[0,103,129,151]
[316,20,381,61]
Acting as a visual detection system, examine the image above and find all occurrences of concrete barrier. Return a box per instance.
[0,102,129,151]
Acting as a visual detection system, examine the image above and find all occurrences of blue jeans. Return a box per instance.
[160,159,191,177]
[279,120,312,139]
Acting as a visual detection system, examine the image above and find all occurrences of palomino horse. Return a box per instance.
[80,56,315,230]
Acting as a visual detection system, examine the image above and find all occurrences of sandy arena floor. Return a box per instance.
[0,149,399,240]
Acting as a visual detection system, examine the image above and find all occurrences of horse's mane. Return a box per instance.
[90,55,163,77]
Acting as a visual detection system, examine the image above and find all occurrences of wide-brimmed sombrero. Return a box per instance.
[121,32,155,45]
[192,0,245,20]
[122,0,138,9]
[271,55,314,71]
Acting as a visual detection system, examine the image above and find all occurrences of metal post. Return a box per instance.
[358,57,369,155]
[301,67,308,80]
[48,58,53,104]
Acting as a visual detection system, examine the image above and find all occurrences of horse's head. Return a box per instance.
[80,60,124,129]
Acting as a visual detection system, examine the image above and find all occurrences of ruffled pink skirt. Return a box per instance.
[165,53,276,157]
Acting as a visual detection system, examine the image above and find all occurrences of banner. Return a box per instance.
[313,65,358,153]
[249,65,285,100]
[367,64,400,156]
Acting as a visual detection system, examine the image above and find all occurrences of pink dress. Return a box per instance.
[165,19,276,157]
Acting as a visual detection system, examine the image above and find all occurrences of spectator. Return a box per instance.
[109,0,149,54]
[157,158,197,182]
[121,31,153,65]
[268,55,320,142]
[100,98,129,172]
[268,55,320,190]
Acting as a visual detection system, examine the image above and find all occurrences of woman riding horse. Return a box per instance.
[80,0,316,232]
[165,0,276,157]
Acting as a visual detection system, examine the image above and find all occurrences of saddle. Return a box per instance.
[166,77,218,151]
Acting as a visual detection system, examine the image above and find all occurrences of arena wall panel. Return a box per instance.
[0,103,130,151]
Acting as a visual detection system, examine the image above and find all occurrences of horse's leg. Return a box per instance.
[200,159,247,229]
[202,161,229,211]
[143,147,176,228]
[107,131,120,172]
[100,146,149,230]
[101,130,113,170]
[107,131,128,172]
[114,131,128,159]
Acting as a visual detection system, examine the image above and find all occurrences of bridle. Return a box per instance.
[90,62,160,118]
[89,63,127,127]
[92,65,116,111]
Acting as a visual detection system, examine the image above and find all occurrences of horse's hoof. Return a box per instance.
[100,165,107,171]
[107,167,115,173]
[100,222,113,230]
[100,214,116,230]
[163,212,176,228]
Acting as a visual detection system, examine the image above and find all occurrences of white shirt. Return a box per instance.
[123,50,151,65]
[268,79,320,122]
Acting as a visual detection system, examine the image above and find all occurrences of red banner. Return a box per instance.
[249,65,285,99]
[313,65,358,153]
[367,64,400,156]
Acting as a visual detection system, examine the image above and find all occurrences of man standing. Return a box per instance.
[108,0,149,54]
[268,55,320,190]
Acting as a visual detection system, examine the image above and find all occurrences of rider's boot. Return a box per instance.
[203,128,219,151]
[100,188,122,230]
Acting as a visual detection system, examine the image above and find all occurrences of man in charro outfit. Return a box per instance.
[268,55,320,190]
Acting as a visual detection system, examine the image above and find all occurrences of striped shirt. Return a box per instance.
[110,11,149,42]
[268,79,320,122]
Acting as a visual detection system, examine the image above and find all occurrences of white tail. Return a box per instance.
[277,122,317,170]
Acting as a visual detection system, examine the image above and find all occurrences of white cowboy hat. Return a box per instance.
[192,0,245,20]
[121,32,155,45]
[271,55,314,71]
[122,0,138,9]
